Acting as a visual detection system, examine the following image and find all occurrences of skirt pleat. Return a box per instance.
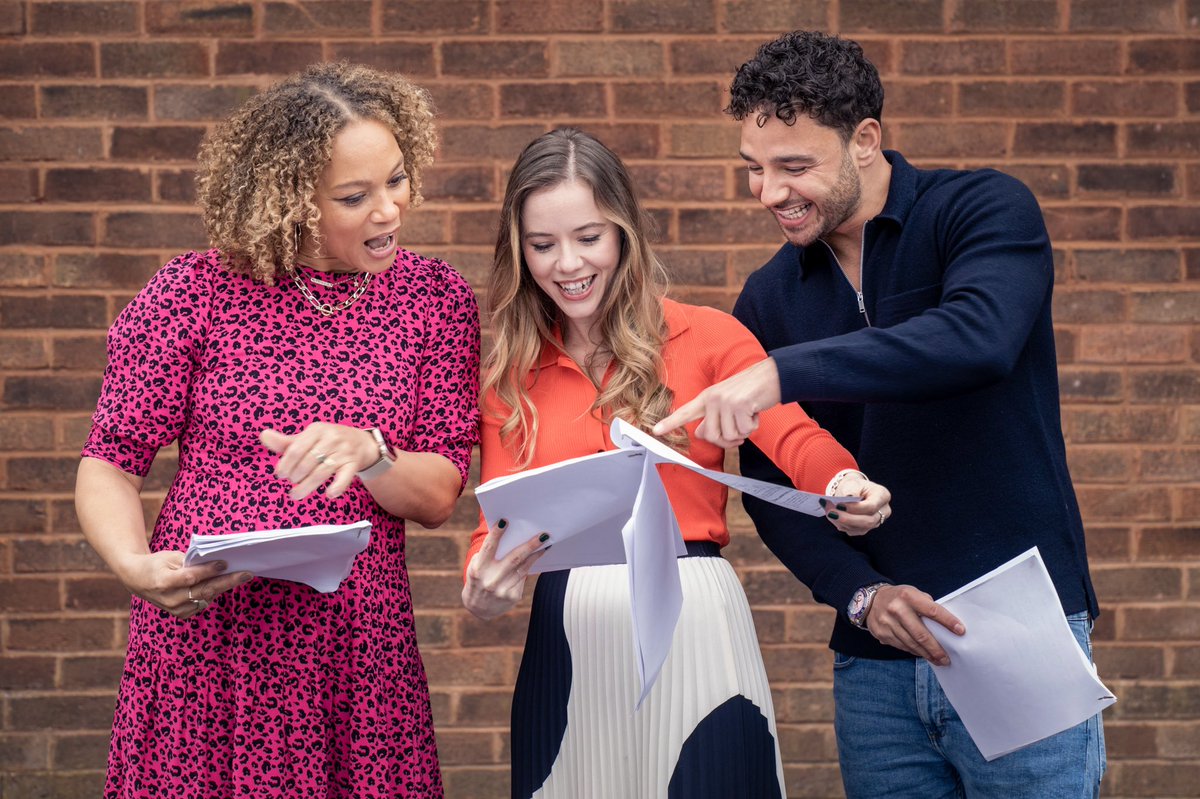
[512,553,785,799]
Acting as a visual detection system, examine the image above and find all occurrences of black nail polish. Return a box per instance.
[827,512,839,520]
[538,532,550,543]
[818,498,827,507]
[498,518,507,529]
[836,504,847,511]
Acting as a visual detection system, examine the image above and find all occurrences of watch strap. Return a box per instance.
[847,581,888,629]
[357,427,394,480]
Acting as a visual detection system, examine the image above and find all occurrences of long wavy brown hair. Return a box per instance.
[196,61,437,283]
[484,128,684,467]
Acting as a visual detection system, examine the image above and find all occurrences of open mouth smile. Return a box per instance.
[558,275,596,297]
[777,202,813,222]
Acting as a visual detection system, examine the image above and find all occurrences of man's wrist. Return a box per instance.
[758,357,782,408]
[847,581,888,629]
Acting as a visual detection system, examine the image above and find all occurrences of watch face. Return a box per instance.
[849,590,867,616]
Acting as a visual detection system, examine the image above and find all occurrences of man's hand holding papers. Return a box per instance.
[920,548,1116,760]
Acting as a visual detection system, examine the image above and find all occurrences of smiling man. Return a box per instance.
[654,31,1105,798]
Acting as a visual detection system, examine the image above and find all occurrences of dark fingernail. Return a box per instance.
[498,518,508,529]
[538,532,550,543]
[827,512,839,520]
[836,504,847,511]
[818,498,827,507]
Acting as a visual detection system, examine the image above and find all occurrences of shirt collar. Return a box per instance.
[796,149,914,275]
[876,149,915,227]
[534,297,689,370]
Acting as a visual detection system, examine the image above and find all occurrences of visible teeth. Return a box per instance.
[559,276,595,296]
[366,233,392,249]
[779,203,812,220]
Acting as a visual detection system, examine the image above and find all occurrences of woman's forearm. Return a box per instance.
[75,456,149,583]
[360,450,463,528]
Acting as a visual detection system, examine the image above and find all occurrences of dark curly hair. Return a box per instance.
[726,31,883,141]
[197,62,437,283]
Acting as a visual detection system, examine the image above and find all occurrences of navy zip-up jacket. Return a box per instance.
[734,151,1098,660]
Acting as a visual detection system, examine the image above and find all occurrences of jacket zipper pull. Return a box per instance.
[856,291,866,315]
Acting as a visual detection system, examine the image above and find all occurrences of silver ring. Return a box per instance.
[187,586,194,601]
[313,451,327,464]
[876,510,886,528]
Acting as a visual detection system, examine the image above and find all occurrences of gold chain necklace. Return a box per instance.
[290,269,372,316]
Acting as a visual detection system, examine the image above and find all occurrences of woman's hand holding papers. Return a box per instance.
[462,519,549,620]
[116,551,252,620]
[76,457,253,620]
[822,472,893,536]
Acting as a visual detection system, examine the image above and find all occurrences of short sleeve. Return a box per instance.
[81,252,214,476]
[409,260,482,490]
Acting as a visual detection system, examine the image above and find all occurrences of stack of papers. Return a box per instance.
[184,520,372,593]
[476,418,853,706]
[923,547,1117,760]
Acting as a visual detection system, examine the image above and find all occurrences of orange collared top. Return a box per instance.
[466,298,859,568]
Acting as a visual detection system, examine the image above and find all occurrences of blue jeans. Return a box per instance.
[833,612,1106,799]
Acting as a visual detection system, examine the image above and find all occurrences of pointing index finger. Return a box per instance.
[652,398,704,437]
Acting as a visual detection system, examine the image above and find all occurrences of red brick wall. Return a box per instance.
[1,1,1197,797]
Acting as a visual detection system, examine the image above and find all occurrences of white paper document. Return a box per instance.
[922,547,1116,761]
[184,520,372,593]
[475,418,849,706]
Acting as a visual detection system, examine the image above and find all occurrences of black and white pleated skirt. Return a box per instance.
[510,542,786,799]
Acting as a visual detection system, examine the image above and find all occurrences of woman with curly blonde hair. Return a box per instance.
[75,62,479,797]
[462,128,891,798]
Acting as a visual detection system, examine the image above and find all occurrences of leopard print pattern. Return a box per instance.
[82,250,481,798]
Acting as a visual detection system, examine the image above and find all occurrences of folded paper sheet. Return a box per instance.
[922,547,1116,761]
[184,520,372,593]
[475,418,849,706]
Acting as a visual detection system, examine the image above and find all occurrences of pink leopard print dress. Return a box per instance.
[82,250,480,798]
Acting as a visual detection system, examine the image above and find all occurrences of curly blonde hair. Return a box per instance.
[197,62,437,283]
[484,128,684,467]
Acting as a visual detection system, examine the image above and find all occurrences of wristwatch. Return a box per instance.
[357,427,394,480]
[847,582,888,629]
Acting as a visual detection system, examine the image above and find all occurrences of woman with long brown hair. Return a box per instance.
[462,128,891,798]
